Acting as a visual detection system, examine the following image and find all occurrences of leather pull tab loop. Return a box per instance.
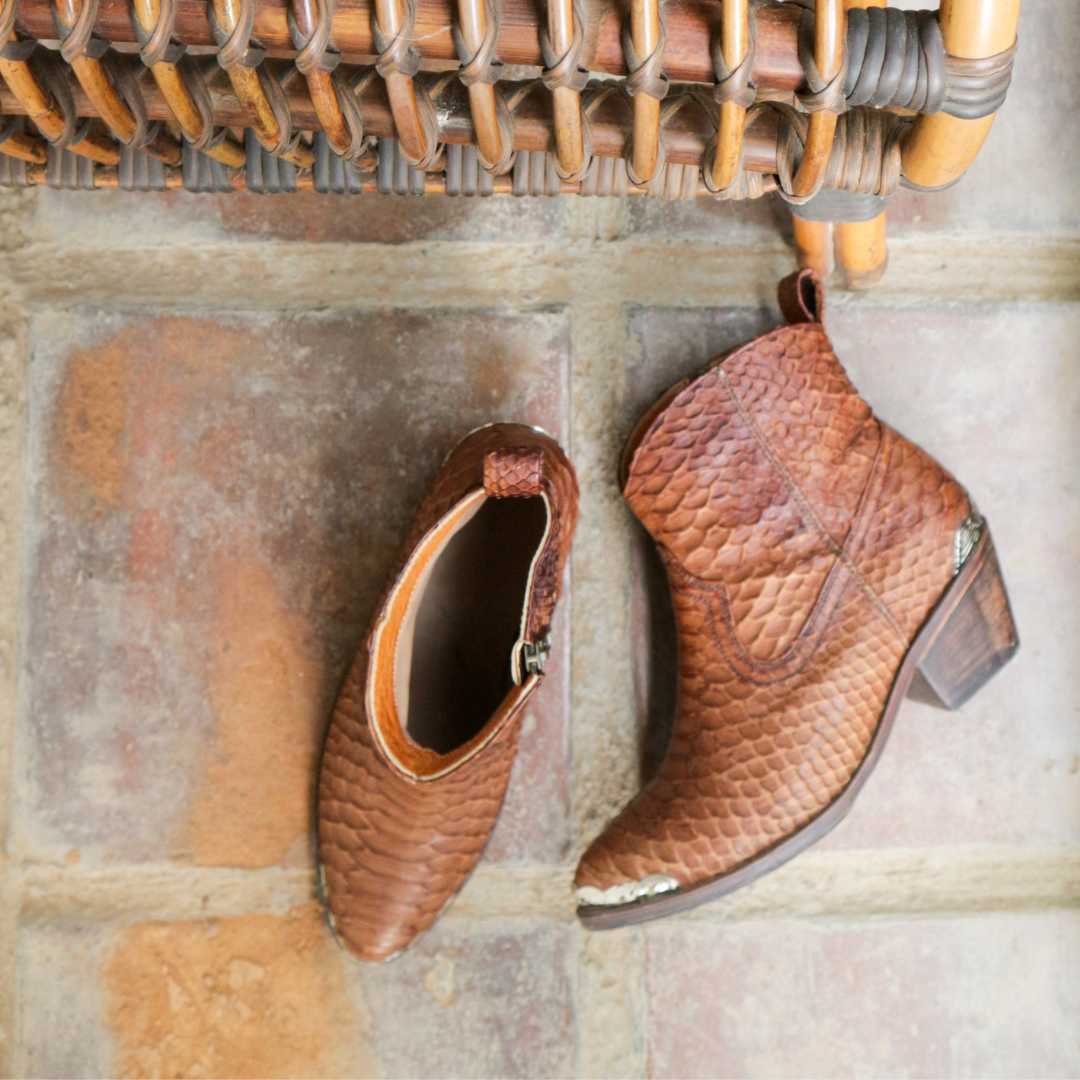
[778,268,827,325]
[484,447,544,497]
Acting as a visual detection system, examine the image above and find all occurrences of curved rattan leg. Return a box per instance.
[0,120,46,161]
[373,0,439,168]
[0,18,47,162]
[290,0,372,163]
[627,0,665,184]
[901,0,1020,188]
[132,0,244,167]
[52,0,182,164]
[211,0,314,168]
[0,46,119,163]
[791,0,844,198]
[709,0,751,191]
[543,0,587,180]
[454,0,510,172]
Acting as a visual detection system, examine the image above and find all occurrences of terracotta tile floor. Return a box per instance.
[1,3,1078,1070]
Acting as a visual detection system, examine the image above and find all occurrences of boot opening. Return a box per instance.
[403,495,549,755]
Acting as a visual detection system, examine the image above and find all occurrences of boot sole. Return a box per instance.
[576,523,1018,930]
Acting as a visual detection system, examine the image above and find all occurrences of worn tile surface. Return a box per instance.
[19,905,379,1080]
[30,190,569,247]
[18,909,576,1079]
[17,922,113,1079]
[355,919,576,1079]
[18,308,571,868]
[644,911,1080,1079]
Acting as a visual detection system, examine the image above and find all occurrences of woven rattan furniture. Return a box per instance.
[0,0,1019,285]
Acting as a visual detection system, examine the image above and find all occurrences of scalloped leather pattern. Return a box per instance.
[484,446,544,497]
[318,424,578,962]
[575,291,969,897]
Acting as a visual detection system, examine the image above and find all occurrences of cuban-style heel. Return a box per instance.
[913,521,1019,711]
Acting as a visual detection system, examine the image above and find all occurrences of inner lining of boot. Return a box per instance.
[402,495,549,755]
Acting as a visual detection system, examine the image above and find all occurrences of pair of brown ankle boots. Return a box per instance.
[317,269,1018,962]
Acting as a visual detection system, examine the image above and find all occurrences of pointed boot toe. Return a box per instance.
[318,424,578,961]
[576,269,1018,929]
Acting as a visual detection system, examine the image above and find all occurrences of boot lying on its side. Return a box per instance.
[319,424,578,961]
[575,269,1018,928]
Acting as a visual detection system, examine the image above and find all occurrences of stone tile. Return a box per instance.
[621,302,1080,849]
[616,191,786,242]
[18,908,576,1079]
[18,904,378,1079]
[30,190,568,247]
[822,302,1080,850]
[354,918,575,1079]
[17,922,113,1079]
[644,911,1080,1079]
[19,307,571,868]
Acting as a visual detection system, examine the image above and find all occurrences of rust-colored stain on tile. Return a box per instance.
[29,308,570,866]
[179,541,322,868]
[103,903,379,1079]
[54,333,135,510]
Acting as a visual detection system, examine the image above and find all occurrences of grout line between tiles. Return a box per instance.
[566,300,640,858]
[566,293,649,1078]
[0,289,28,1080]
[0,235,1076,312]
[15,846,1080,928]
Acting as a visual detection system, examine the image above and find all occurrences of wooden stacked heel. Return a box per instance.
[913,524,1019,710]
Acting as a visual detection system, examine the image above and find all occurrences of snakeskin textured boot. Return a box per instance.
[575,269,1018,928]
[318,424,578,961]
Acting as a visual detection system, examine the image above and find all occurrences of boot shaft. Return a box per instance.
[624,290,970,664]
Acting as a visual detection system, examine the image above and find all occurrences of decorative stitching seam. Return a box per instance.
[717,367,908,645]
[661,544,861,685]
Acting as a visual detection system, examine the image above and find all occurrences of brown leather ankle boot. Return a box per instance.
[318,424,578,961]
[575,269,1018,928]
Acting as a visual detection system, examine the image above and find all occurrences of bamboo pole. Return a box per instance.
[792,217,833,277]
[0,65,788,172]
[831,0,887,288]
[9,0,807,89]
[835,211,887,287]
